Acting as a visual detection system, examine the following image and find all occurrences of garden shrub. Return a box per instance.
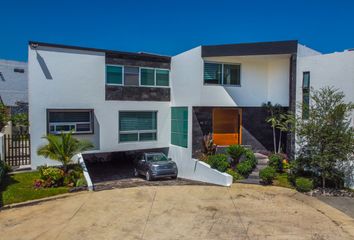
[226,145,245,164]
[0,159,11,186]
[206,154,229,172]
[244,149,257,168]
[259,166,276,184]
[226,168,243,182]
[268,154,284,172]
[295,177,314,192]
[40,167,65,187]
[236,161,253,176]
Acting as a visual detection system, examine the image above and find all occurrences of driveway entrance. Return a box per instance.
[1,184,354,240]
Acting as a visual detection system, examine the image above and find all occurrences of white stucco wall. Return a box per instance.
[28,46,170,169]
[297,50,354,188]
[171,47,290,107]
[297,50,354,124]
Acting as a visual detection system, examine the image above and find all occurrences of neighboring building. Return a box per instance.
[27,40,353,186]
[0,59,28,115]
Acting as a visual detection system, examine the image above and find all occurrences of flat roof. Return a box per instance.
[29,41,171,63]
[202,40,298,57]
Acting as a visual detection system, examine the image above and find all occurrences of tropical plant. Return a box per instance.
[226,145,245,165]
[203,133,217,155]
[275,113,295,153]
[37,132,93,172]
[263,102,282,153]
[296,87,354,190]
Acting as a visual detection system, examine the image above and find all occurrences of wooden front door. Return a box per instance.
[212,108,242,146]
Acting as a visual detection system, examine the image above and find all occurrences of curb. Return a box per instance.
[0,191,88,211]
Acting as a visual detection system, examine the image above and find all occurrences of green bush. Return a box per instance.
[226,145,245,164]
[244,149,257,168]
[226,168,243,182]
[236,161,253,176]
[40,167,65,187]
[259,166,276,184]
[268,154,283,172]
[206,154,229,172]
[295,177,314,192]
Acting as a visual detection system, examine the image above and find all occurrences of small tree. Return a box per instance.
[0,102,10,131]
[296,87,354,190]
[263,102,282,153]
[11,113,29,134]
[276,113,295,153]
[37,132,93,172]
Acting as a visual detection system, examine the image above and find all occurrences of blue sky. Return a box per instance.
[1,0,354,61]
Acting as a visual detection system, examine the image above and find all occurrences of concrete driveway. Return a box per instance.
[1,184,354,240]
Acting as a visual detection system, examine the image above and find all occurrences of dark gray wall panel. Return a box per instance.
[106,85,170,101]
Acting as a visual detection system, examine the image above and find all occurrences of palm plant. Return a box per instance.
[276,113,295,153]
[37,132,93,172]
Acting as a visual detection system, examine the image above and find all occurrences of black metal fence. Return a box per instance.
[3,134,31,166]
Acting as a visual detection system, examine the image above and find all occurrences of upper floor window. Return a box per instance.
[302,72,310,119]
[204,62,241,86]
[106,65,170,87]
[106,65,123,85]
[140,68,170,87]
[47,109,93,134]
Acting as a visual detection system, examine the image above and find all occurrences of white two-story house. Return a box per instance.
[28,40,353,186]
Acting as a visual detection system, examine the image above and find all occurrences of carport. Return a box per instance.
[82,148,199,190]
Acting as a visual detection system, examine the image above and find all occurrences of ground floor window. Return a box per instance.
[47,109,93,134]
[171,107,188,148]
[119,111,157,142]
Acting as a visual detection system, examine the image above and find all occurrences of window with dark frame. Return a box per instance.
[204,62,241,86]
[302,72,310,119]
[119,111,157,142]
[106,65,123,85]
[47,110,93,134]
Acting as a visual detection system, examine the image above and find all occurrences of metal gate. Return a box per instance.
[3,134,31,166]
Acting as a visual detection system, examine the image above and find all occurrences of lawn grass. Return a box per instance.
[273,173,294,189]
[0,171,69,206]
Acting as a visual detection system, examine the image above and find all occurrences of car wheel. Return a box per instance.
[134,168,139,177]
[146,171,152,181]
[171,175,177,180]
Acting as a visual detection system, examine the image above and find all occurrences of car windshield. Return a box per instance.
[146,153,168,162]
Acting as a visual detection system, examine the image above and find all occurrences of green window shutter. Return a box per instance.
[141,68,155,86]
[106,66,123,84]
[223,64,240,85]
[156,69,169,86]
[204,63,222,84]
[171,107,188,148]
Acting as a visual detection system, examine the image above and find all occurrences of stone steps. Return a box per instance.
[237,153,269,185]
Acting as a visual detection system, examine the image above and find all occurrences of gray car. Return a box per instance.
[133,152,178,181]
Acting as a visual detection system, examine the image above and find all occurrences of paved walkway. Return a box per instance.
[1,184,354,240]
[238,153,269,184]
